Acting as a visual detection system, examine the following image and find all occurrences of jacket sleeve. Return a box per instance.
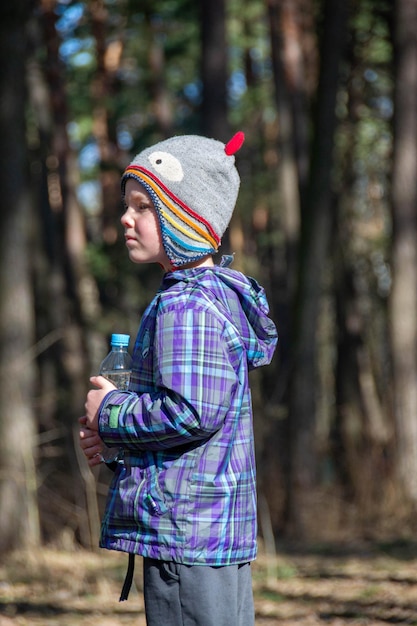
[98,307,243,451]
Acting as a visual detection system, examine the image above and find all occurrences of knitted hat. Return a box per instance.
[121,132,245,268]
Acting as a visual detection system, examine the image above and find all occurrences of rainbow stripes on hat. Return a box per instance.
[121,133,244,269]
[122,165,221,268]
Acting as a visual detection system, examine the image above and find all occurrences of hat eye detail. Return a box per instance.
[148,151,184,182]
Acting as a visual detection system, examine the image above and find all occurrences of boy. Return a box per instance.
[79,132,278,626]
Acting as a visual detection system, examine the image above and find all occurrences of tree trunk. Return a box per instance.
[200,0,229,141]
[90,0,128,243]
[144,8,174,139]
[29,1,96,546]
[389,0,417,502]
[332,9,394,527]
[267,0,302,300]
[264,0,308,534]
[287,0,348,537]
[0,0,40,552]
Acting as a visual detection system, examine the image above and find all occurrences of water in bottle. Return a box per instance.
[98,333,132,464]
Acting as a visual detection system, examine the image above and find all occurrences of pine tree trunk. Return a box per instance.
[0,0,40,552]
[287,0,348,537]
[200,0,229,141]
[390,0,417,502]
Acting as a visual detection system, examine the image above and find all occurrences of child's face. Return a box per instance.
[121,179,171,269]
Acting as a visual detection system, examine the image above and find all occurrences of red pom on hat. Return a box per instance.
[225,131,245,156]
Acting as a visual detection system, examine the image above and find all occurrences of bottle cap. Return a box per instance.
[110,333,130,347]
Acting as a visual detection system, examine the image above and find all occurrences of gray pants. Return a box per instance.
[143,558,255,626]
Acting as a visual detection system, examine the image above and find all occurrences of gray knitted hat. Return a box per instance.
[121,132,245,268]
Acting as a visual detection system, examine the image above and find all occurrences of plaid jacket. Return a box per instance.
[98,265,278,565]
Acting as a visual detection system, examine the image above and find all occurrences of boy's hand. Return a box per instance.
[79,416,104,467]
[84,375,116,431]
[78,377,116,467]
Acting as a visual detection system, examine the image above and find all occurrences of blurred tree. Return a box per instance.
[89,0,127,242]
[332,0,394,527]
[263,0,309,536]
[0,0,40,552]
[390,0,417,503]
[143,3,175,137]
[287,0,349,537]
[29,0,95,544]
[201,0,229,140]
[267,0,303,310]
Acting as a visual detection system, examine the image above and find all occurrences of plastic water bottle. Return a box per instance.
[98,333,132,464]
[99,333,132,390]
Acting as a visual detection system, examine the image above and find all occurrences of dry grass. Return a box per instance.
[2,541,417,625]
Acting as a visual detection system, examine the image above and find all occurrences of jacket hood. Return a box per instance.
[162,264,278,370]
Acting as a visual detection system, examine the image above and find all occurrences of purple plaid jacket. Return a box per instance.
[98,265,278,565]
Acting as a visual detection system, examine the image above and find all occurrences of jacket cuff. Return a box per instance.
[98,390,136,443]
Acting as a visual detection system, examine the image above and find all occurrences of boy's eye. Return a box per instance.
[125,198,152,212]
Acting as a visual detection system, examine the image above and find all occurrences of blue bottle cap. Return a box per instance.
[111,333,130,347]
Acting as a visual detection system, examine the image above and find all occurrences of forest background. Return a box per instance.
[1,0,417,558]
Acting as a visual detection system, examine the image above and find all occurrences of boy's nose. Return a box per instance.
[121,209,133,227]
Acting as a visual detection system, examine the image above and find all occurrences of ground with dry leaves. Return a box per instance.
[1,541,417,625]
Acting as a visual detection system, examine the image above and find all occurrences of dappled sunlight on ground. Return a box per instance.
[2,542,417,624]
